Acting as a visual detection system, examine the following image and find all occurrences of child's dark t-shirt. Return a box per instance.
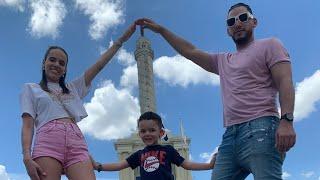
[126,144,185,180]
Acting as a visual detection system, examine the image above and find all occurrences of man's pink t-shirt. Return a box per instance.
[209,38,290,127]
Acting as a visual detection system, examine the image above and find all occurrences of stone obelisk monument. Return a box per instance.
[114,27,192,180]
[135,27,156,114]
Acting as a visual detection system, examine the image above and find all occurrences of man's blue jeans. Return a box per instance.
[211,116,285,180]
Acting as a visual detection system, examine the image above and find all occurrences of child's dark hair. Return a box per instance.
[138,111,168,141]
[138,111,164,128]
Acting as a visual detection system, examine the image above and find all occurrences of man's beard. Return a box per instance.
[232,30,252,46]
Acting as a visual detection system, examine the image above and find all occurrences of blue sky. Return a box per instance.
[0,0,319,180]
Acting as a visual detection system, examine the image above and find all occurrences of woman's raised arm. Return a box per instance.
[84,23,136,86]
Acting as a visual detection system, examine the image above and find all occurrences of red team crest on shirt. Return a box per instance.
[141,150,166,172]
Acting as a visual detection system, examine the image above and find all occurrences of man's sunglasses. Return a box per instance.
[227,12,254,27]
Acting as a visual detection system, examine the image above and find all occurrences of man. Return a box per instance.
[137,2,296,180]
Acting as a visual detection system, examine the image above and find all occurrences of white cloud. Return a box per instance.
[28,0,66,39]
[74,0,124,40]
[119,53,221,91]
[0,165,10,180]
[282,171,291,179]
[99,45,137,90]
[0,0,24,11]
[117,48,135,66]
[120,64,138,90]
[78,80,140,140]
[116,47,137,90]
[301,171,315,178]
[199,146,218,163]
[81,52,222,141]
[294,70,320,121]
[153,55,220,88]
[103,40,135,66]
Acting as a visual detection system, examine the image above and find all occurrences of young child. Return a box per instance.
[91,111,216,179]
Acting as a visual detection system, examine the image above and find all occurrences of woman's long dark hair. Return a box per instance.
[39,46,70,94]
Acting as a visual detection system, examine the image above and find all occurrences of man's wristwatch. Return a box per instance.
[280,113,294,122]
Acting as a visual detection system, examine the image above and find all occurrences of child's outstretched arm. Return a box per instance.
[181,152,217,170]
[90,155,130,171]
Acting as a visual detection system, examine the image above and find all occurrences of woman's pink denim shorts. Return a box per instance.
[32,119,89,169]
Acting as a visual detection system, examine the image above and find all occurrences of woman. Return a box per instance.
[20,23,136,180]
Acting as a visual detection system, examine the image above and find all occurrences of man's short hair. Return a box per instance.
[228,3,253,14]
